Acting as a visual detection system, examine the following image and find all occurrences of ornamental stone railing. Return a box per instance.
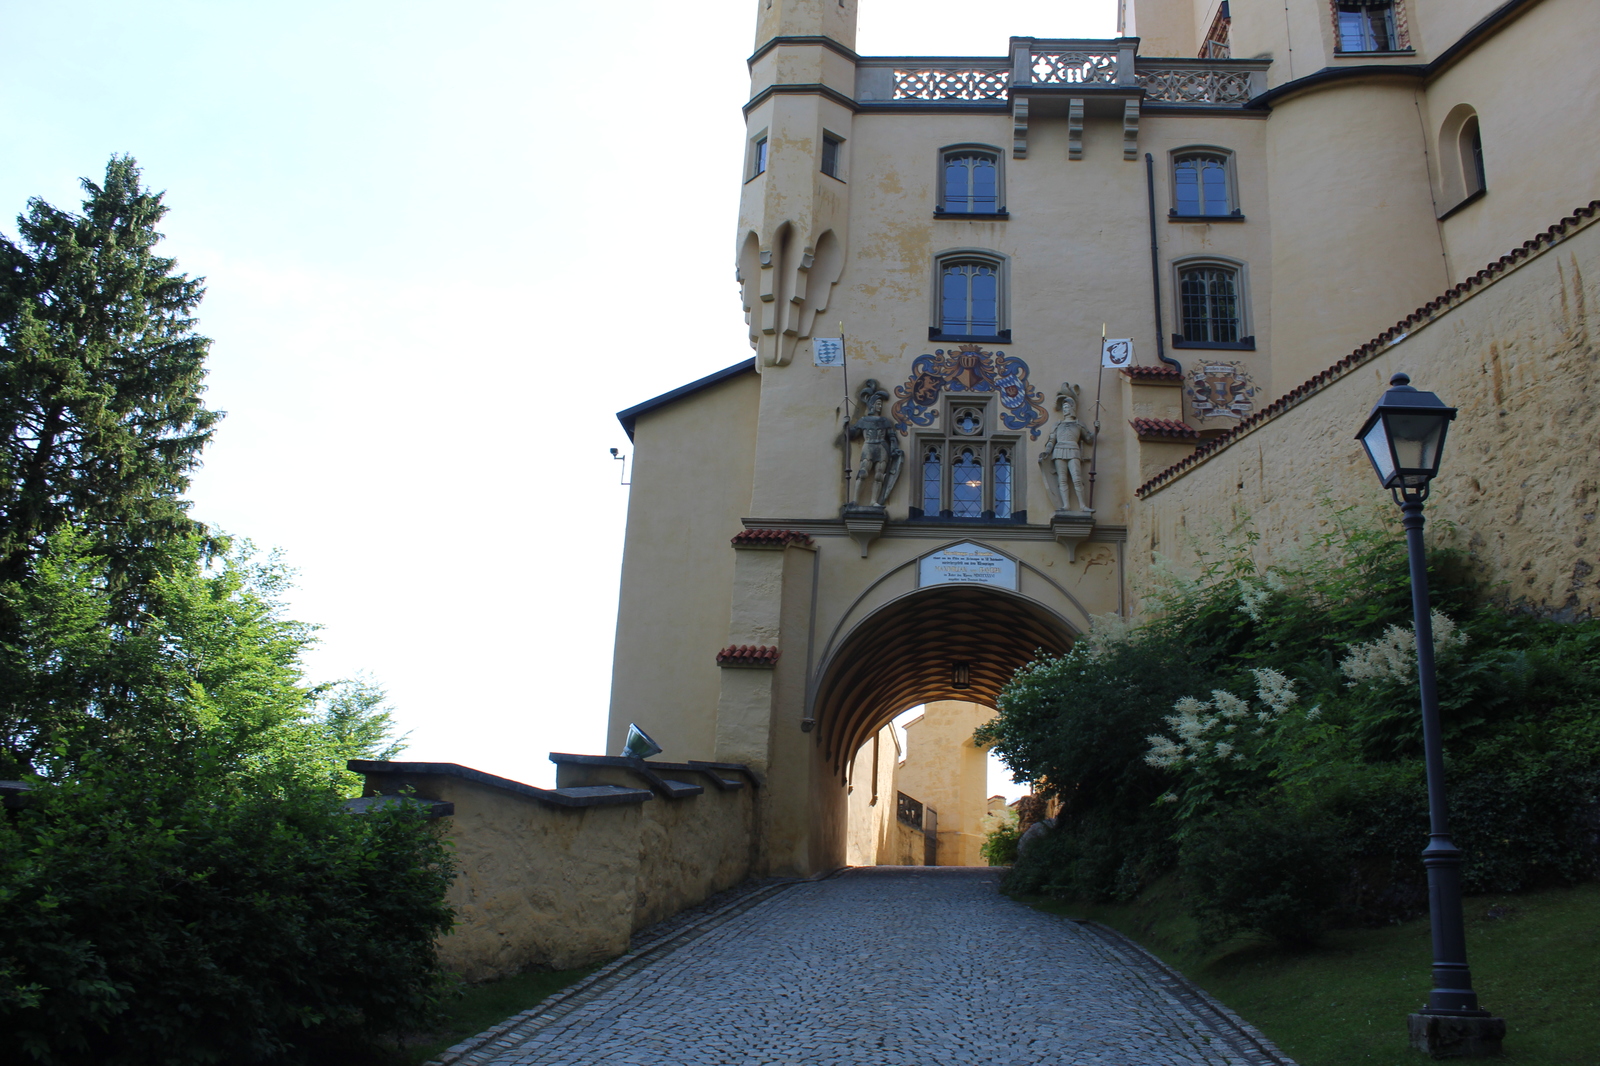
[852,42,1268,107]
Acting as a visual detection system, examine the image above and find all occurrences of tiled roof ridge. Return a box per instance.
[1122,364,1184,380]
[1130,417,1198,438]
[716,644,781,666]
[1136,199,1600,498]
[731,529,816,547]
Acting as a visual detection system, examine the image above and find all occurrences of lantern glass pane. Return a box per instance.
[1362,420,1396,484]
[1387,412,1447,474]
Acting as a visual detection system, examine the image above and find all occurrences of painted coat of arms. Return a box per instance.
[890,345,1051,439]
[1187,361,1257,420]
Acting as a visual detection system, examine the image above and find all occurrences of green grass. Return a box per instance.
[1023,880,1600,1065]
[385,964,601,1065]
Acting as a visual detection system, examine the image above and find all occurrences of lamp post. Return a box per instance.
[1355,374,1505,1058]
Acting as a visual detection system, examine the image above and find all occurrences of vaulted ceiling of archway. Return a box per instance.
[814,585,1077,772]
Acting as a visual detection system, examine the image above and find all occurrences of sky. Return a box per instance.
[0,0,1115,793]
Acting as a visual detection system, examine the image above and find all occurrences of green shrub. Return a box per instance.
[0,757,456,1065]
[988,509,1600,942]
[1182,805,1350,947]
[980,820,1021,866]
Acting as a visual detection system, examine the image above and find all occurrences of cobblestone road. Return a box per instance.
[450,867,1293,1066]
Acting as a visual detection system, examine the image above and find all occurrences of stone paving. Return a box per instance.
[442,867,1295,1066]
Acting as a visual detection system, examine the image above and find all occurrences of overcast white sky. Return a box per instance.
[0,0,1115,791]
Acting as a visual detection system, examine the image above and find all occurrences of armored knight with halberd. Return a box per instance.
[1044,382,1094,513]
[846,379,902,509]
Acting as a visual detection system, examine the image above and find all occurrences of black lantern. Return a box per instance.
[950,662,971,690]
[1355,373,1457,498]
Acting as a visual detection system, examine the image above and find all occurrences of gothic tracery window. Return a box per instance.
[913,398,1020,521]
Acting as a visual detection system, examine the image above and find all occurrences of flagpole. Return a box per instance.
[1088,323,1106,510]
[839,322,853,505]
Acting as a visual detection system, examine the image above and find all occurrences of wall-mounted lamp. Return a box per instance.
[951,662,971,690]
[610,447,631,486]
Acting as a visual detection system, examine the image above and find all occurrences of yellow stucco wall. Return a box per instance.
[607,369,760,764]
[382,765,760,984]
[895,701,997,867]
[1128,213,1600,617]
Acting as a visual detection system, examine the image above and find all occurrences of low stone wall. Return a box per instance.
[1129,204,1600,617]
[351,756,760,983]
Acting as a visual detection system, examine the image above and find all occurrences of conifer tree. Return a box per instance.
[0,156,220,603]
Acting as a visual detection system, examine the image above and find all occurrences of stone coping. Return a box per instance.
[347,760,653,809]
[341,794,455,818]
[548,752,759,793]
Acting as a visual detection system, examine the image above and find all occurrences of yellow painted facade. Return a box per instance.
[607,0,1600,878]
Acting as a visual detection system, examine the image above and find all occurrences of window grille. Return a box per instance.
[822,134,842,179]
[952,447,984,518]
[994,449,1013,518]
[922,444,942,512]
[1179,267,1241,343]
[897,791,924,828]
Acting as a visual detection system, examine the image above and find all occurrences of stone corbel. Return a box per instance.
[841,509,887,558]
[1012,97,1030,159]
[1051,512,1095,562]
[1122,99,1141,161]
[1068,98,1085,161]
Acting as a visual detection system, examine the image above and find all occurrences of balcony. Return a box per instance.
[854,38,1269,109]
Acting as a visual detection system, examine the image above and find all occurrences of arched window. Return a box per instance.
[1436,105,1487,216]
[993,449,1013,519]
[1171,151,1238,218]
[1173,261,1253,348]
[921,444,942,513]
[933,253,1008,342]
[952,448,984,518]
[938,148,1004,216]
[1460,116,1486,197]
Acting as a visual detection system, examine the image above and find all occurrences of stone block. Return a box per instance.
[1407,1012,1507,1058]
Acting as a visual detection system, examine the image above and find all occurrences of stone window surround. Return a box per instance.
[934,143,1010,219]
[909,393,1027,522]
[1170,253,1256,350]
[929,247,1012,344]
[746,128,770,183]
[1329,0,1413,54]
[1167,144,1245,221]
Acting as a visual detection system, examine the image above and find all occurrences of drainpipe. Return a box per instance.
[1145,152,1181,374]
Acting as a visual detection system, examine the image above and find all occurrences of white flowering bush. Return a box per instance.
[1145,667,1318,771]
[1338,609,1466,685]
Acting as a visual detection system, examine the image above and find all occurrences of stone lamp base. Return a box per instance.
[1407,1012,1506,1058]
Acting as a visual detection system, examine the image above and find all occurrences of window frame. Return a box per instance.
[1168,147,1244,221]
[821,131,845,181]
[1171,256,1255,350]
[748,131,769,182]
[910,395,1025,522]
[1435,104,1487,219]
[1331,0,1411,54]
[930,249,1011,344]
[935,144,1009,219]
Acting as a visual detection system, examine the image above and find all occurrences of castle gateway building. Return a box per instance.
[607,0,1600,876]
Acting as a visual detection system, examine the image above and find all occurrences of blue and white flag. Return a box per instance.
[813,338,844,367]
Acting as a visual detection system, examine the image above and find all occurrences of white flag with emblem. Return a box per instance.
[1102,338,1134,368]
[813,338,844,367]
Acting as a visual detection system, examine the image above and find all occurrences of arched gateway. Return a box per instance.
[606,0,1215,879]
